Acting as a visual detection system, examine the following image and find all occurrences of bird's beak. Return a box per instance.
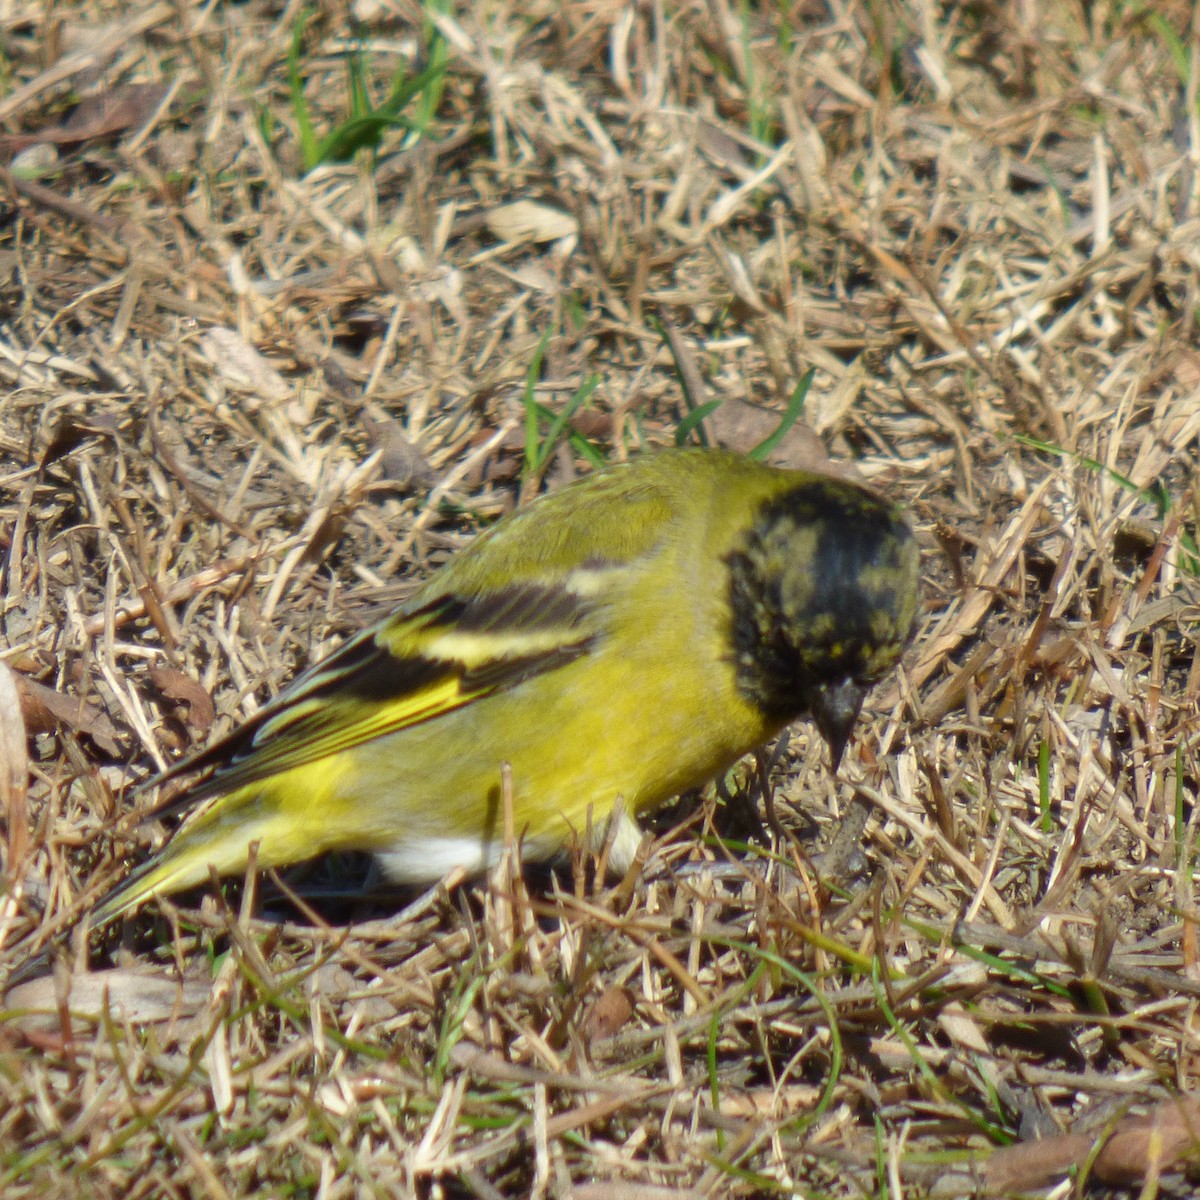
[813,678,866,771]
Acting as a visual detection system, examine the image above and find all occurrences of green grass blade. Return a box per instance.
[750,369,813,461]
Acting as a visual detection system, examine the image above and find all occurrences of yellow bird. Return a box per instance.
[91,447,920,928]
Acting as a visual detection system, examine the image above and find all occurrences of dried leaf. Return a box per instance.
[10,143,59,180]
[486,200,578,246]
[298,509,348,566]
[936,1002,990,1055]
[38,413,123,471]
[15,674,123,756]
[981,1096,1200,1193]
[321,358,359,399]
[63,83,170,136]
[146,666,215,733]
[581,986,634,1042]
[201,327,291,406]
[360,409,434,490]
[708,398,795,457]
[1093,1096,1200,1184]
[0,662,29,879]
[206,1020,234,1115]
[463,424,524,489]
[708,403,866,480]
[8,969,210,1032]
[0,84,171,153]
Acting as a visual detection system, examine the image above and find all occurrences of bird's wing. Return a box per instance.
[150,573,621,814]
[149,473,681,812]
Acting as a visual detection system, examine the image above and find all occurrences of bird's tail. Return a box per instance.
[90,787,294,929]
[89,846,214,930]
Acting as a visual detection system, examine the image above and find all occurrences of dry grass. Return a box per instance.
[1,0,1199,1195]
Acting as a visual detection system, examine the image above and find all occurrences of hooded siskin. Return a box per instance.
[92,448,920,927]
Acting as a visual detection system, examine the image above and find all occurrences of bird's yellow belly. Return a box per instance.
[320,646,774,879]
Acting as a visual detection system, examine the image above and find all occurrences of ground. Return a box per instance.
[0,1,1198,1196]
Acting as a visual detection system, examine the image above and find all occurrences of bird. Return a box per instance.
[86,446,920,931]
